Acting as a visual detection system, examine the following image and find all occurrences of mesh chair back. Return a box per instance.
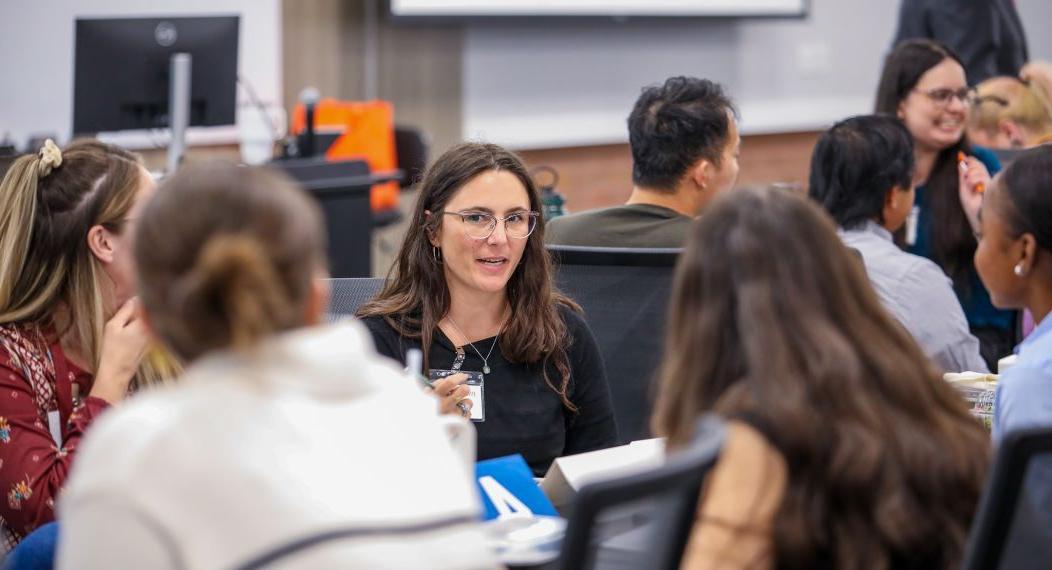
[547,245,681,442]
[557,415,725,570]
[326,278,386,321]
[964,426,1052,569]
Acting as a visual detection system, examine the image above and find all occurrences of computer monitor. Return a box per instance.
[73,16,239,135]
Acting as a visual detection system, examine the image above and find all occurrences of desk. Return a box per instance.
[506,503,657,569]
[507,526,653,570]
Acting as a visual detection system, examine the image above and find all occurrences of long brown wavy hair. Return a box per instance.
[358,142,580,410]
[652,186,989,569]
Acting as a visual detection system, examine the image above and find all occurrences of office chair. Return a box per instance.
[556,415,725,570]
[3,522,59,570]
[326,277,386,321]
[963,426,1052,569]
[547,245,682,443]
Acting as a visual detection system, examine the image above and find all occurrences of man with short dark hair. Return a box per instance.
[809,114,987,373]
[546,76,740,248]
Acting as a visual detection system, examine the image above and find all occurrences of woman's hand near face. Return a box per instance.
[428,372,473,418]
[958,154,990,235]
[89,298,149,404]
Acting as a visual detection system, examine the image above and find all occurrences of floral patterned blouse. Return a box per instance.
[0,323,108,553]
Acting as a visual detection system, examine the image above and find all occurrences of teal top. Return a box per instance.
[909,146,1014,332]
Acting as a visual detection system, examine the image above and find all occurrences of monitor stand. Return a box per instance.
[167,53,192,174]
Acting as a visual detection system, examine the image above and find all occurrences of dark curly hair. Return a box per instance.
[809,114,916,229]
[628,76,737,192]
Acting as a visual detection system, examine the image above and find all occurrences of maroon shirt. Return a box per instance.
[0,323,109,551]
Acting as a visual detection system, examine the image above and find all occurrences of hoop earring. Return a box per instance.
[432,246,442,264]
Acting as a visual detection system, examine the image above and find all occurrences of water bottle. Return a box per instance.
[532,166,566,221]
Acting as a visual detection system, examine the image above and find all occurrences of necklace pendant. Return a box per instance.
[483,365,491,375]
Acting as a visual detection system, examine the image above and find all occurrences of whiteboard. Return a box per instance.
[391,0,807,17]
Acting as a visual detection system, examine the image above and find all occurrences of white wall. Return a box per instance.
[0,0,281,149]
[1018,0,1052,66]
[391,0,806,17]
[463,0,1052,150]
[4,0,1051,152]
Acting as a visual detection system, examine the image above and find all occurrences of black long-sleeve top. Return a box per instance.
[361,305,619,476]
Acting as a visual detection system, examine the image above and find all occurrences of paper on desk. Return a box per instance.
[540,438,665,508]
[944,371,997,429]
[943,371,998,387]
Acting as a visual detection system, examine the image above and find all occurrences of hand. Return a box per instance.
[90,298,149,404]
[957,152,989,235]
[427,372,473,418]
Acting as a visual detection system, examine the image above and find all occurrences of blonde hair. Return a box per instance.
[0,139,172,389]
[135,161,326,362]
[970,76,1052,140]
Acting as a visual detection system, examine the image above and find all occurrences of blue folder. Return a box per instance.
[474,454,558,520]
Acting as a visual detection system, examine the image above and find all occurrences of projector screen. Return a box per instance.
[390,0,807,18]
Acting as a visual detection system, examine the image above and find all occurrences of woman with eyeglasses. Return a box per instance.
[358,142,618,476]
[876,38,1015,370]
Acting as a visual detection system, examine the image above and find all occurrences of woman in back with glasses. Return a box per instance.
[876,38,1014,370]
[358,143,618,476]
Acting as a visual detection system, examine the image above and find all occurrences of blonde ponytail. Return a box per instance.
[0,156,42,316]
[971,77,1052,139]
[0,140,67,320]
[1026,80,1052,134]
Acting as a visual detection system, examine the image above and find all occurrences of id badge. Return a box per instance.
[47,410,62,446]
[905,205,919,246]
[429,369,485,422]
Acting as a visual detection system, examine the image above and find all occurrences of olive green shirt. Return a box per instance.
[544,203,692,248]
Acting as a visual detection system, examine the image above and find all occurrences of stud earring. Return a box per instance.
[1014,263,1025,277]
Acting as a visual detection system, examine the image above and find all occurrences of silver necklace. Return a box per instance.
[446,314,506,375]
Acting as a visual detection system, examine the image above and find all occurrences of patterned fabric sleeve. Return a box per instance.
[0,358,109,544]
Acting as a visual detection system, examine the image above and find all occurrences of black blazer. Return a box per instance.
[894,0,1029,84]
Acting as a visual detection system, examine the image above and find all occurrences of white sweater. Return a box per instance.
[56,321,498,569]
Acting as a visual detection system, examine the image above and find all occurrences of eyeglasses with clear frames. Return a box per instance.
[914,86,977,107]
[442,210,540,240]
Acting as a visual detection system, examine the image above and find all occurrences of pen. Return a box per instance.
[405,348,434,390]
[958,151,985,194]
